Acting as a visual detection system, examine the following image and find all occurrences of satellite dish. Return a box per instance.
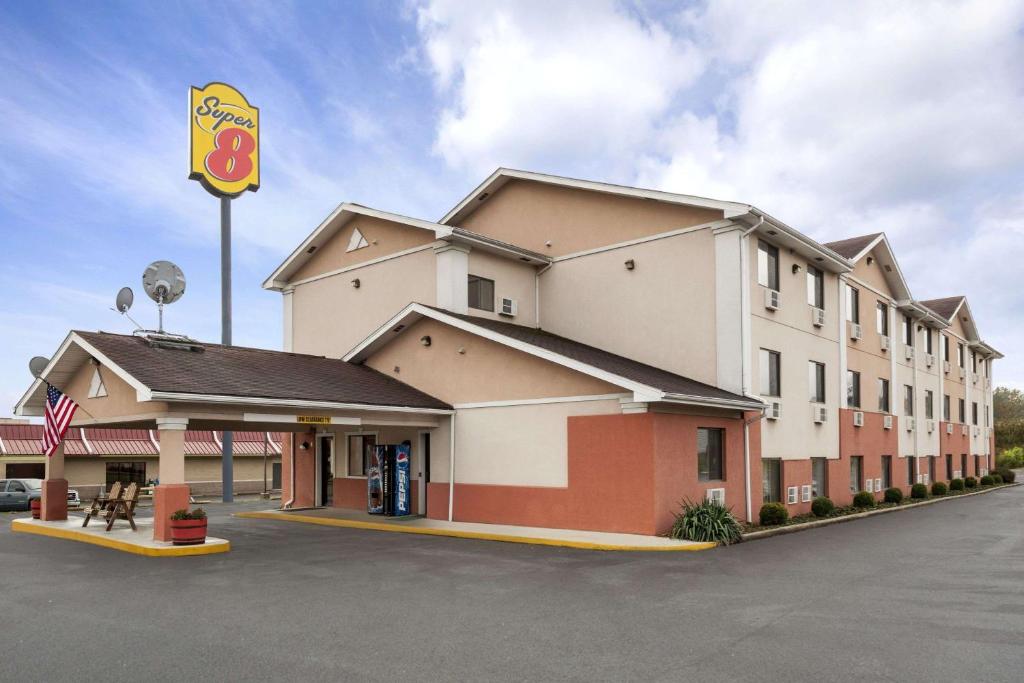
[29,356,49,379]
[115,287,134,313]
[142,260,186,304]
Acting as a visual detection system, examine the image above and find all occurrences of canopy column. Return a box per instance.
[153,417,190,542]
[40,443,68,521]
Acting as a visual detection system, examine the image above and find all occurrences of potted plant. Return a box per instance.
[169,508,208,545]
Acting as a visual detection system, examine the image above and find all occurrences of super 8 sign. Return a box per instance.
[189,82,259,197]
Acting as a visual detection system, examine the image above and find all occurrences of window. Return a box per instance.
[762,459,782,503]
[904,385,914,416]
[971,351,977,373]
[942,334,950,362]
[809,361,826,403]
[881,455,892,489]
[975,455,982,476]
[902,315,914,346]
[847,370,861,408]
[105,461,146,488]
[925,390,934,420]
[806,266,824,308]
[878,378,890,413]
[943,394,950,421]
[972,402,979,426]
[760,349,781,397]
[346,434,377,477]
[850,456,864,493]
[757,240,779,290]
[925,329,933,354]
[961,454,968,477]
[8,480,26,493]
[811,458,828,497]
[846,285,860,323]
[929,457,937,484]
[946,454,953,481]
[467,275,495,312]
[876,301,889,335]
[908,457,916,484]
[697,428,724,481]
[957,343,965,367]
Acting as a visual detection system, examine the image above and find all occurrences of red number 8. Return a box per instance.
[205,127,255,182]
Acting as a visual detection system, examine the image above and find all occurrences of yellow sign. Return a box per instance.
[297,415,331,425]
[189,82,260,197]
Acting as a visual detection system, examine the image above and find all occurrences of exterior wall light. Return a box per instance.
[866,256,874,265]
[420,335,432,347]
[792,264,802,274]
[299,441,310,451]
[624,259,635,271]
[351,278,360,288]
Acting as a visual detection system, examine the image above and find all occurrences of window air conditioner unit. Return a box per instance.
[922,473,930,485]
[801,485,812,503]
[764,288,780,311]
[880,335,890,351]
[916,473,924,484]
[787,486,799,505]
[961,425,968,436]
[767,401,781,420]
[946,423,953,434]
[849,322,862,340]
[943,360,951,373]
[853,411,864,427]
[905,417,915,432]
[973,426,980,437]
[499,297,517,317]
[905,346,914,360]
[927,420,935,433]
[883,415,893,430]
[706,488,725,505]
[874,478,881,491]
[811,307,825,327]
[958,367,965,379]
[925,353,935,368]
[954,470,962,479]
[812,405,827,424]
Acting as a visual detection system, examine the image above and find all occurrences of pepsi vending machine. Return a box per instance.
[368,444,411,516]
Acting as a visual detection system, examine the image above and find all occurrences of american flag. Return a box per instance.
[43,384,78,457]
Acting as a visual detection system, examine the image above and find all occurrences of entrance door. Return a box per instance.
[418,432,431,515]
[318,435,333,506]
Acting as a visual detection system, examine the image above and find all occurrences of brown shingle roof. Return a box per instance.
[918,296,965,321]
[823,233,882,259]
[423,307,757,406]
[76,331,450,411]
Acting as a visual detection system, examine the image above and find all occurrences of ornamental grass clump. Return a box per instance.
[910,483,929,499]
[759,502,788,526]
[669,499,743,545]
[852,491,875,508]
[810,496,834,518]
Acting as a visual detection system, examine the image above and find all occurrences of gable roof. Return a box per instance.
[823,233,883,259]
[918,296,965,322]
[345,303,763,411]
[825,232,913,301]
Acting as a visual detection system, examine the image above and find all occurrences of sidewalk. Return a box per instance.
[236,508,714,551]
[11,516,231,557]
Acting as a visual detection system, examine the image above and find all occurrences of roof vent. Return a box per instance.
[306,245,318,254]
[142,332,205,353]
[477,192,489,201]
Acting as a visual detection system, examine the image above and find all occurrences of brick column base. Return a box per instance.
[40,479,68,521]
[153,484,191,542]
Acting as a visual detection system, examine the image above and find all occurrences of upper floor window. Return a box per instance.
[971,351,977,373]
[925,328,933,354]
[902,315,913,346]
[876,302,889,336]
[904,384,914,416]
[943,394,950,421]
[942,334,950,362]
[809,361,826,403]
[925,390,934,420]
[757,240,780,290]
[957,343,965,367]
[878,378,890,413]
[760,349,781,397]
[846,285,860,323]
[697,427,724,481]
[958,398,966,423]
[467,275,495,312]
[806,267,824,308]
[847,370,861,409]
[972,402,979,425]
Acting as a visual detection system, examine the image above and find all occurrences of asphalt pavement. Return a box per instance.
[1,487,1022,682]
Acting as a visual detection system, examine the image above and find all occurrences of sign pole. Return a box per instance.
[221,195,234,503]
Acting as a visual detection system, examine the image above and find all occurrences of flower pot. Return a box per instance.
[30,499,41,519]
[169,518,208,545]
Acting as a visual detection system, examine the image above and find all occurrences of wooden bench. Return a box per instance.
[82,481,122,528]
[106,482,140,532]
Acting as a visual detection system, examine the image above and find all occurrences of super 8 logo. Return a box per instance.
[189,82,259,197]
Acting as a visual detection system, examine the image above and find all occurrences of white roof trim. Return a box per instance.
[263,203,454,291]
[439,167,752,226]
[845,233,913,301]
[148,391,453,415]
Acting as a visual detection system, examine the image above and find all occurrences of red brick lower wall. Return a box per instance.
[333,477,419,514]
[281,431,316,508]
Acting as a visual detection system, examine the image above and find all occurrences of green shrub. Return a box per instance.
[759,502,788,526]
[949,478,965,491]
[170,507,207,521]
[991,473,1004,484]
[931,481,948,496]
[910,483,929,499]
[994,468,1015,483]
[811,496,834,517]
[852,491,875,508]
[884,487,904,503]
[996,446,1024,469]
[965,477,978,488]
[980,475,995,486]
[669,499,743,545]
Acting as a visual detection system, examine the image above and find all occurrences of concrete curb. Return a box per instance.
[11,518,231,557]
[235,511,716,552]
[743,483,1018,541]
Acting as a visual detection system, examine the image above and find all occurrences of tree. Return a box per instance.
[994,387,1024,421]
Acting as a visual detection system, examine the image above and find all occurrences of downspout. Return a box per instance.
[448,412,456,521]
[535,262,553,327]
[739,215,764,523]
[282,433,296,509]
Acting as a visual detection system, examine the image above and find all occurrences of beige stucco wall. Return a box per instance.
[292,215,437,282]
[465,249,538,324]
[62,456,277,489]
[291,247,437,358]
[64,359,168,425]
[364,318,622,404]
[459,179,724,256]
[540,228,719,385]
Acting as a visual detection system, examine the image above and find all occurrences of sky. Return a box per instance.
[1,0,1022,417]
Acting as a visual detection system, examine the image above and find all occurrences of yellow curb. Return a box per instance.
[11,519,230,557]
[235,511,716,552]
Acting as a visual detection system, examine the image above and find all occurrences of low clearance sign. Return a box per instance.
[188,82,260,197]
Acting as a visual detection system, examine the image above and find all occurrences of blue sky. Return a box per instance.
[2,0,1023,415]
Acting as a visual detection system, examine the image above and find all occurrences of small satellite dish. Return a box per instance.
[29,356,49,379]
[142,260,186,304]
[115,287,134,313]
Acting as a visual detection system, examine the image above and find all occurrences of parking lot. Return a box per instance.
[2,487,1022,682]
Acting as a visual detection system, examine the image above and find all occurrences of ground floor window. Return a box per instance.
[974,455,982,476]
[811,458,828,497]
[907,457,916,484]
[106,461,146,487]
[762,459,782,503]
[849,456,863,493]
[961,453,968,477]
[347,434,377,477]
[697,427,724,481]
[881,455,892,489]
[945,454,953,481]
[928,457,936,484]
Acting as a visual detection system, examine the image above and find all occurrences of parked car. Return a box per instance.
[0,479,80,511]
